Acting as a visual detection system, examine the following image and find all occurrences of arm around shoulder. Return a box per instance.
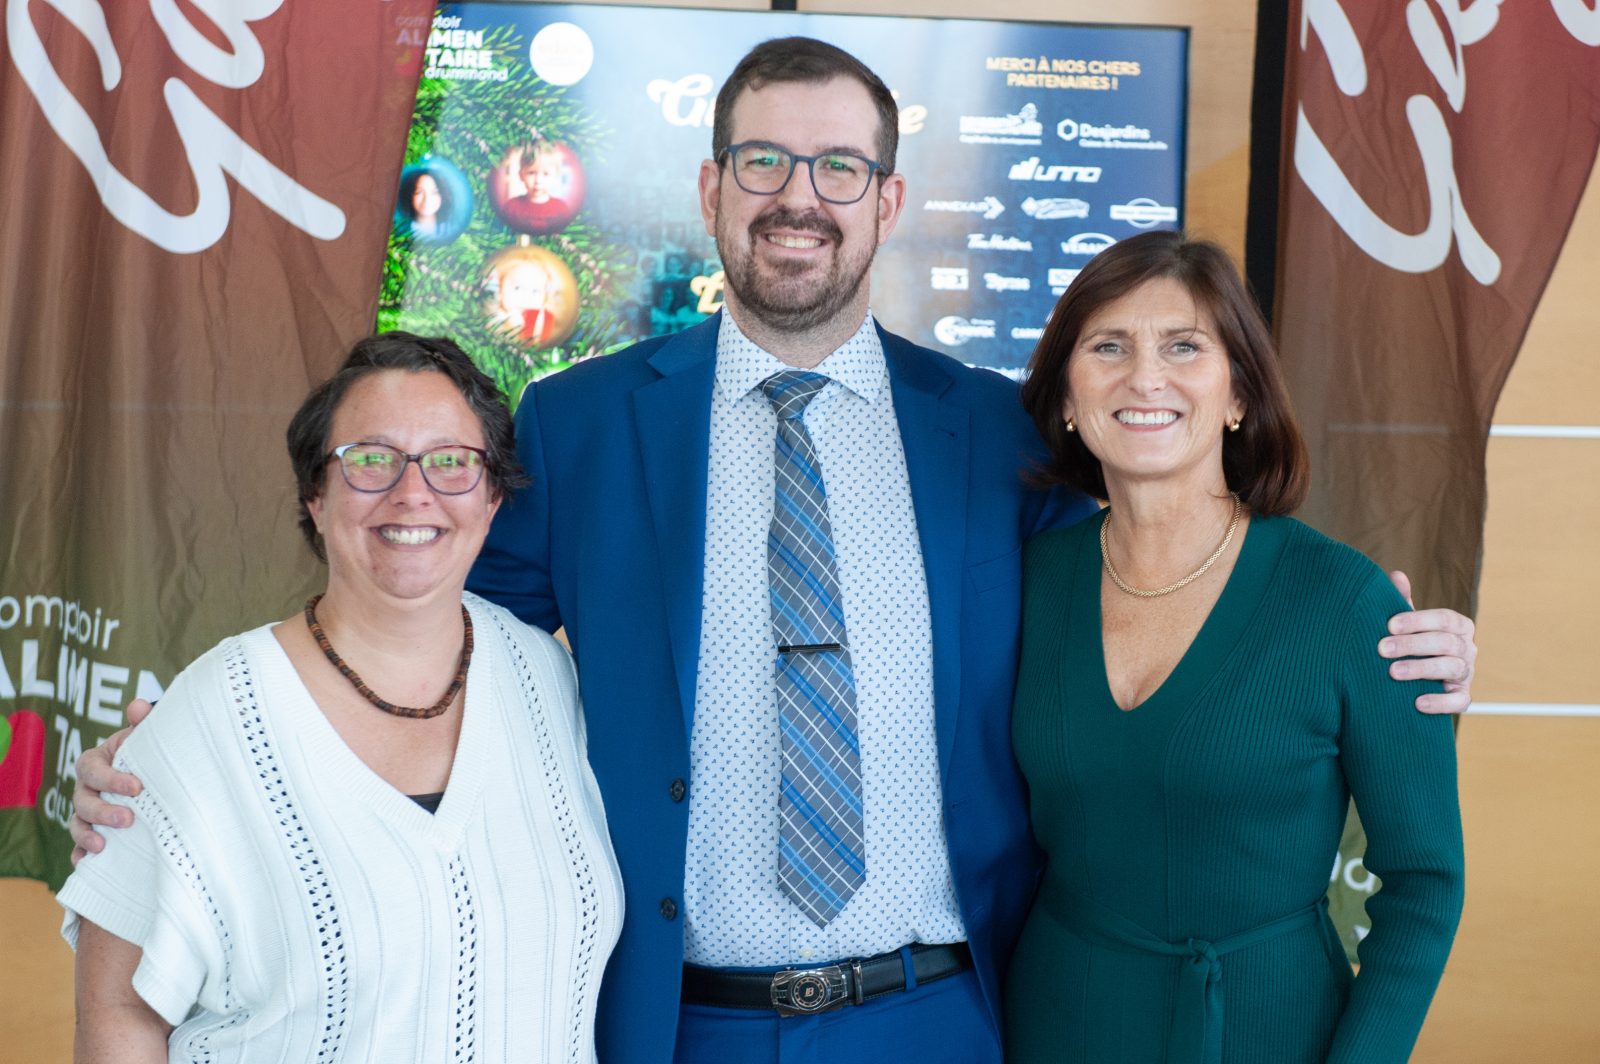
[1378,569,1477,714]
[70,698,157,861]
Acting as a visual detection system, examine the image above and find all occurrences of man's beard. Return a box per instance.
[715,205,877,335]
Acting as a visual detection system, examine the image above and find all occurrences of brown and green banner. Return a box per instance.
[1274,3,1599,949]
[0,0,433,887]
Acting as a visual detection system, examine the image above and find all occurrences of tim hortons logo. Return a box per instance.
[968,233,1033,252]
[7,0,346,254]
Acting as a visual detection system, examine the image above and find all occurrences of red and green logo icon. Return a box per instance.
[0,710,47,808]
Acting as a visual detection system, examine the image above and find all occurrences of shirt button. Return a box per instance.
[669,778,687,803]
[660,897,678,921]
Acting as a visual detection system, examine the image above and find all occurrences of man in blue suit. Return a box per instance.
[75,36,1476,1064]
[469,40,1098,1064]
[465,37,1475,1064]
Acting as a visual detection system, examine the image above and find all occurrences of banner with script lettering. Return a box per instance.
[1274,2,1600,951]
[0,0,433,887]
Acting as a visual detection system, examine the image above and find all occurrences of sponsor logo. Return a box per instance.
[1110,197,1179,228]
[1060,232,1116,256]
[1021,197,1090,220]
[934,316,997,347]
[959,102,1043,145]
[984,272,1030,292]
[1056,118,1169,151]
[923,196,1006,220]
[1048,267,1082,294]
[967,233,1033,252]
[528,22,594,86]
[1010,327,1045,341]
[1008,157,1102,183]
[931,267,969,291]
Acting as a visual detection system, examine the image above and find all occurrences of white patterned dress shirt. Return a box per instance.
[682,311,967,968]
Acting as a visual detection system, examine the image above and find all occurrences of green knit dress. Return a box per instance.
[1005,511,1463,1064]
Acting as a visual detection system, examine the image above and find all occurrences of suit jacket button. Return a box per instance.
[669,778,687,802]
[660,897,678,921]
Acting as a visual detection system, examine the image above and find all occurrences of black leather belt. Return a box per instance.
[681,942,972,1017]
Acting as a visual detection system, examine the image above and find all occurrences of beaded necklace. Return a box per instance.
[304,594,471,719]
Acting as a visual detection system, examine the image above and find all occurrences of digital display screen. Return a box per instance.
[380,2,1187,400]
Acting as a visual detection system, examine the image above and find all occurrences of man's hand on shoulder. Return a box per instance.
[1379,570,1477,715]
[70,698,155,864]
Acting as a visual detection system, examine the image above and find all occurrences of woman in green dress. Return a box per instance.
[1005,231,1463,1063]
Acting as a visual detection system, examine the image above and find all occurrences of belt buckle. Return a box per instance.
[770,964,849,1017]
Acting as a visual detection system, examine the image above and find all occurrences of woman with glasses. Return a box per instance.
[58,333,622,1062]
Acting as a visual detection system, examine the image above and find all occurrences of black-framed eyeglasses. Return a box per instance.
[326,442,488,495]
[718,141,885,205]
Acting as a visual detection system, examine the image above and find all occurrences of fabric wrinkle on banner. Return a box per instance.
[0,0,435,887]
[1275,0,1600,957]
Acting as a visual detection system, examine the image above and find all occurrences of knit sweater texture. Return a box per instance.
[1004,512,1463,1063]
[59,593,622,1063]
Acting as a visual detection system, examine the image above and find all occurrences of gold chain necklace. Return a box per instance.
[1100,494,1243,598]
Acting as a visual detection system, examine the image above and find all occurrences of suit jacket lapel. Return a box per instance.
[633,315,719,735]
[881,326,970,780]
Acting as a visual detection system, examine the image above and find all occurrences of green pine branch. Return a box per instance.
[380,23,639,410]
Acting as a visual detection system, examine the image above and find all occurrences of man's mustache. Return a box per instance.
[749,208,842,244]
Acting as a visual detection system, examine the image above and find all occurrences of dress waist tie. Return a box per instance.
[1041,887,1328,1064]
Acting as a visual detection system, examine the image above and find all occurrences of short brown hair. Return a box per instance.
[285,333,529,561]
[712,37,899,175]
[1019,230,1309,514]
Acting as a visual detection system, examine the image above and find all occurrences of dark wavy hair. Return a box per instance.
[398,167,451,222]
[1019,230,1309,515]
[285,332,529,561]
[712,36,900,176]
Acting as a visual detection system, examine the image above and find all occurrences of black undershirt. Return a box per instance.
[409,791,444,814]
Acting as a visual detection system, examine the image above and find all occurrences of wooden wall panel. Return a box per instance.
[1414,718,1600,1062]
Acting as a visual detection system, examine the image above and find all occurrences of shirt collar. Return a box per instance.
[714,310,887,405]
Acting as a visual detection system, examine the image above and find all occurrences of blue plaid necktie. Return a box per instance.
[761,370,866,927]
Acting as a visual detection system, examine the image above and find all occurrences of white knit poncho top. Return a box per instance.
[59,593,623,1063]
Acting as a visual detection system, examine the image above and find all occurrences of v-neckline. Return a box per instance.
[246,608,493,852]
[1074,510,1286,717]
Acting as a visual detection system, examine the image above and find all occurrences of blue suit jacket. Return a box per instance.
[469,314,1093,1063]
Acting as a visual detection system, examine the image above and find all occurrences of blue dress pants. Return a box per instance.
[672,960,998,1064]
